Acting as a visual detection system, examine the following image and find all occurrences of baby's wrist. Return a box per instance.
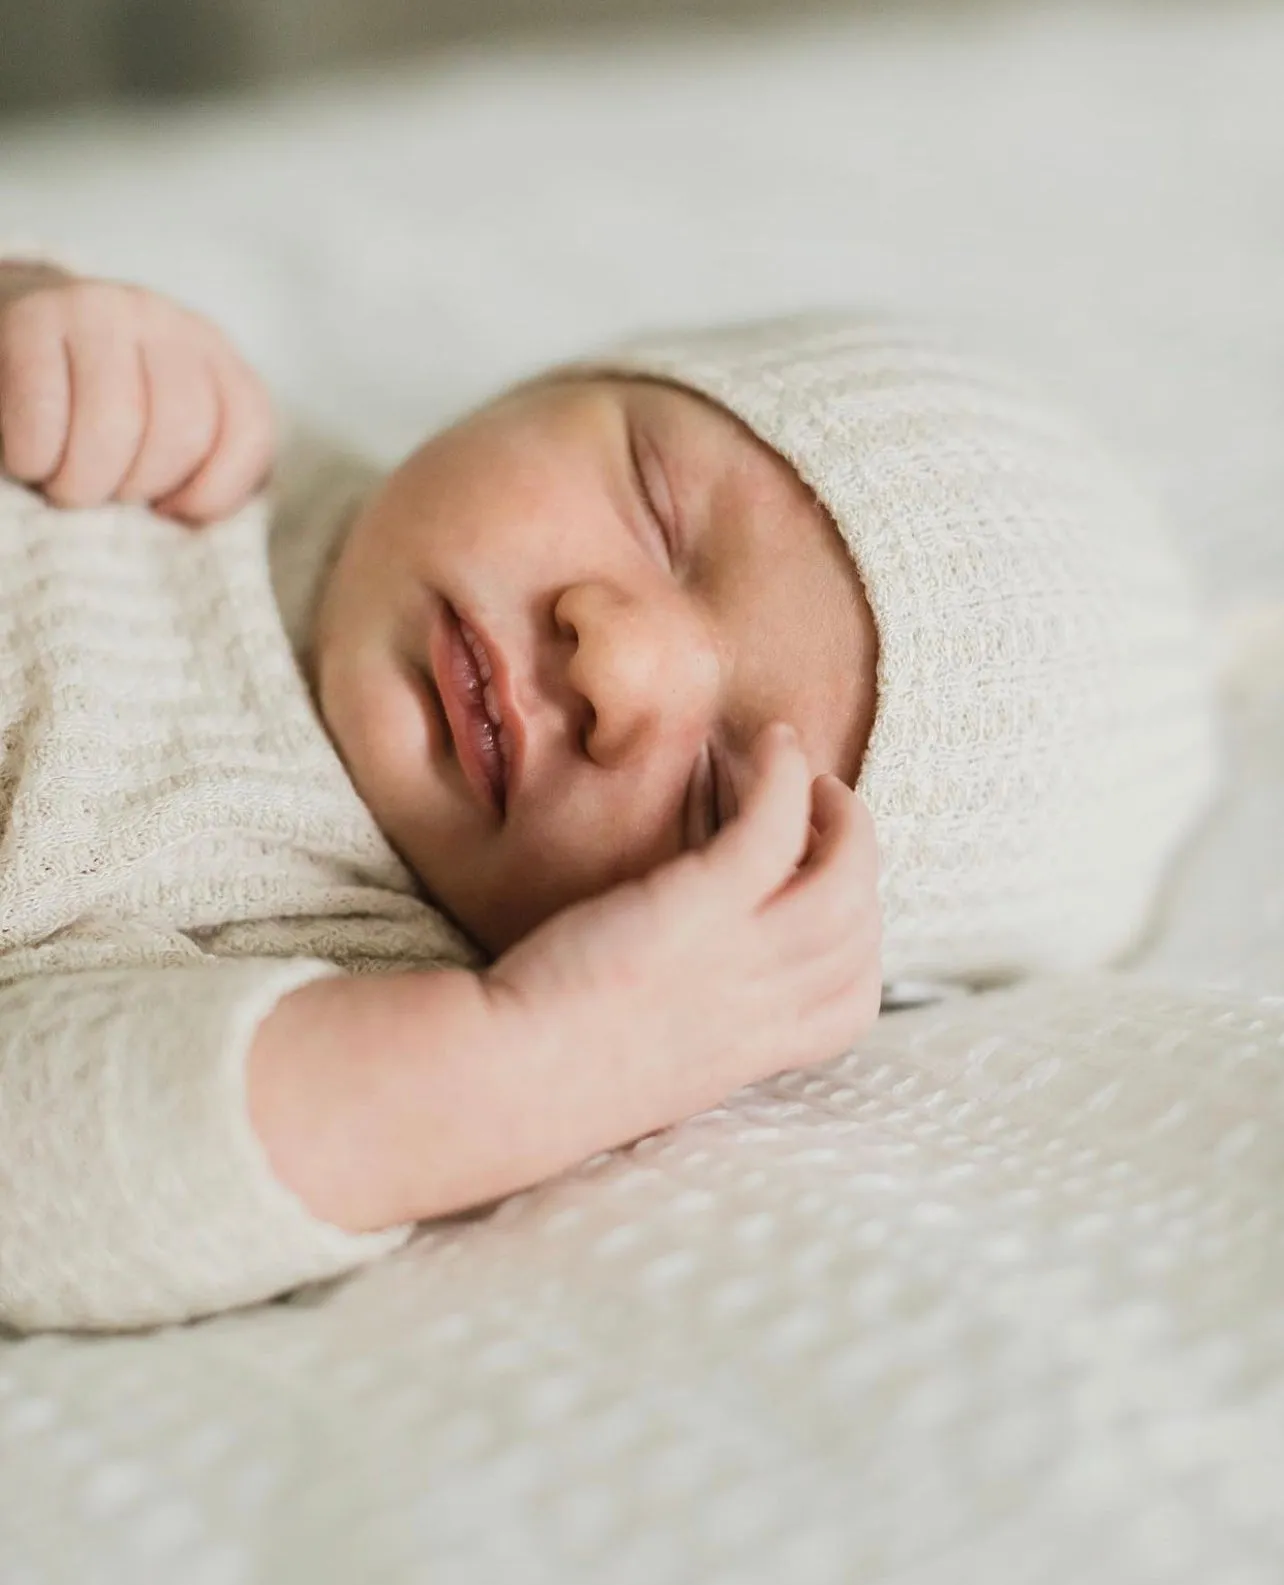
[481,966,719,1165]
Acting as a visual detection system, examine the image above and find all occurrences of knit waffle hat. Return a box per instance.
[568,313,1222,989]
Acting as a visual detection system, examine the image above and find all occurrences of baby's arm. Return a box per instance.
[0,261,274,522]
[0,690,877,1334]
[249,724,883,1233]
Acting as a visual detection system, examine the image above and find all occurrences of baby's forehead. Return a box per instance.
[615,375,823,506]
[615,376,865,599]
[506,371,863,621]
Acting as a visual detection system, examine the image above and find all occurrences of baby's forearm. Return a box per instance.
[247,968,662,1234]
[248,970,503,1232]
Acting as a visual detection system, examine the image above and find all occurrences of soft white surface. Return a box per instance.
[1,3,1282,1579]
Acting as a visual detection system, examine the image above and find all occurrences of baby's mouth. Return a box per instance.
[431,601,510,816]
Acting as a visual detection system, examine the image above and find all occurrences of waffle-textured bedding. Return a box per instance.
[1,3,1281,1579]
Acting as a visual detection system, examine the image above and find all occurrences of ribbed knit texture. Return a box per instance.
[0,430,482,1333]
[575,314,1224,986]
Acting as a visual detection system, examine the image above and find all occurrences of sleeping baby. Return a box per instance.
[0,257,1220,1332]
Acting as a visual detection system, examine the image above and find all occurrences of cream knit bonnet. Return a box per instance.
[570,313,1222,990]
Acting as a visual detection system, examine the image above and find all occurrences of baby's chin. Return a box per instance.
[408,867,499,964]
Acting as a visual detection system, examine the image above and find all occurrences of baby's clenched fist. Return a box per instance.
[0,265,275,523]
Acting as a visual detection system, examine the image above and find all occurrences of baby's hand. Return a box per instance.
[482,723,883,1150]
[0,264,275,523]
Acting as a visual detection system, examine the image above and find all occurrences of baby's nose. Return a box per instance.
[562,584,721,765]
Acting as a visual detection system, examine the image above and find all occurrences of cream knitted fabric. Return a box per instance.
[0,430,482,1333]
[574,314,1223,987]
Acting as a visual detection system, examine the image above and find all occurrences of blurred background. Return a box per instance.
[1,0,1024,113]
[2,0,1282,622]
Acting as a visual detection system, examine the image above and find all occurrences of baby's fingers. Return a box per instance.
[704,722,813,910]
[116,336,219,509]
[802,774,871,876]
[0,291,72,485]
[156,352,274,523]
[770,776,881,954]
[44,319,147,507]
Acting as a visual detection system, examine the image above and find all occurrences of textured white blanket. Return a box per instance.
[1,4,1281,1579]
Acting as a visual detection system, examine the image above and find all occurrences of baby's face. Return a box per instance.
[307,376,877,955]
